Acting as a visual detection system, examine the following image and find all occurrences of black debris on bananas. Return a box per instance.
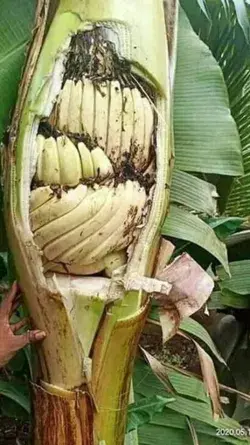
[30,26,157,277]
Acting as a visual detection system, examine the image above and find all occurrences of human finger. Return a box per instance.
[14,329,46,349]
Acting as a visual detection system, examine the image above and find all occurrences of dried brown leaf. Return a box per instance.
[147,339,250,404]
[186,417,200,445]
[155,253,214,319]
[154,239,175,278]
[140,347,176,394]
[159,303,180,342]
[179,331,222,419]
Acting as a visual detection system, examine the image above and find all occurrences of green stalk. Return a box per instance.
[4,1,175,443]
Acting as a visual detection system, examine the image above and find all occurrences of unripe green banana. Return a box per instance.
[30,184,88,232]
[57,136,82,186]
[131,88,145,170]
[81,77,95,138]
[91,147,113,178]
[94,81,109,149]
[36,136,60,184]
[57,79,73,132]
[68,80,82,134]
[121,87,134,158]
[78,142,94,178]
[106,80,122,164]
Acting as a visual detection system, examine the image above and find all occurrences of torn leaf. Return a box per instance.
[179,331,222,420]
[155,253,214,321]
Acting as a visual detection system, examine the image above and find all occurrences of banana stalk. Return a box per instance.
[4,0,176,444]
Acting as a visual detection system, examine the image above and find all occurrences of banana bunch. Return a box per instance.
[32,75,155,277]
[35,135,113,186]
[30,180,147,275]
[57,78,154,170]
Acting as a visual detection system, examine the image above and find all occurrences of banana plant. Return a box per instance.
[4,0,176,443]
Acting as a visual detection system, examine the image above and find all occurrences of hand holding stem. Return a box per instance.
[0,282,46,367]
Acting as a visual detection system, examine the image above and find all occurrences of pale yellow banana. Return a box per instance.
[106,80,122,163]
[35,134,46,180]
[91,147,113,178]
[57,136,82,186]
[131,88,145,170]
[121,87,134,158]
[104,251,127,277]
[44,251,126,276]
[50,187,117,262]
[33,187,96,248]
[94,81,109,149]
[78,142,94,178]
[68,80,82,134]
[30,184,88,232]
[35,186,110,255]
[43,259,106,276]
[30,186,53,212]
[36,136,60,184]
[57,79,73,132]
[68,183,128,264]
[79,181,146,265]
[31,57,156,277]
[81,77,95,138]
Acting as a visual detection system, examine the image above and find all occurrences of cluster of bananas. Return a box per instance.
[30,181,147,276]
[30,73,155,276]
[35,135,113,186]
[56,78,154,170]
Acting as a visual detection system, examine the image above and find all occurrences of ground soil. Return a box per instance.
[140,330,201,375]
[0,416,30,445]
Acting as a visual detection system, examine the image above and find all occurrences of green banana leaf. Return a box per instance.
[134,359,249,445]
[170,170,218,216]
[208,290,227,310]
[193,0,250,43]
[162,6,247,273]
[174,7,242,176]
[217,260,250,295]
[0,0,35,141]
[0,380,30,414]
[180,317,226,365]
[208,260,250,309]
[162,206,229,273]
[182,0,250,217]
